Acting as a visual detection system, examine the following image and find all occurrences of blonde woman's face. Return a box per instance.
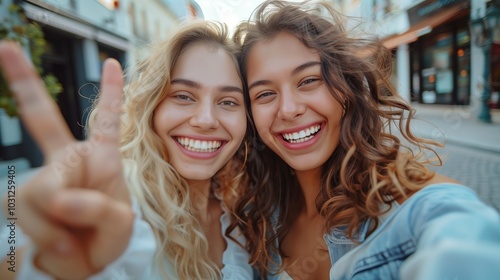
[154,44,246,182]
[246,32,344,172]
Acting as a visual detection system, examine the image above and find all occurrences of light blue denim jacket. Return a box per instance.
[267,183,500,280]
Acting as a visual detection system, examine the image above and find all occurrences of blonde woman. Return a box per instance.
[0,20,253,279]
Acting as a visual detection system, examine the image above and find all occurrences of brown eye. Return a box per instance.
[219,100,238,107]
[176,95,193,101]
[171,92,195,102]
[299,78,319,86]
[255,91,275,100]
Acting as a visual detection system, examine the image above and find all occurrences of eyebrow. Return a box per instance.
[171,78,243,94]
[248,61,321,91]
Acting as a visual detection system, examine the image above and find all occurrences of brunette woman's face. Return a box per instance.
[153,44,246,182]
[246,32,344,172]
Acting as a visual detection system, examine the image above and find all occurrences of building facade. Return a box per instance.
[333,0,499,115]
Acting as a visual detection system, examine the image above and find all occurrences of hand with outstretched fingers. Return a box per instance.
[0,41,134,280]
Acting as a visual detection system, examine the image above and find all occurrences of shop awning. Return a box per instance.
[383,5,469,50]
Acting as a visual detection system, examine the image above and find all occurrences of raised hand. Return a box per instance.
[0,41,134,280]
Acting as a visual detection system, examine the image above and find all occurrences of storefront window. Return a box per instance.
[456,27,470,105]
[456,28,470,47]
[421,67,436,103]
[491,43,500,109]
[410,50,420,102]
[422,32,453,104]
[98,45,124,74]
[410,16,471,106]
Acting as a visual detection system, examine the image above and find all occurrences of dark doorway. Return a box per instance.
[42,28,82,140]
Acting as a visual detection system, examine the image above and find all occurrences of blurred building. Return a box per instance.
[0,0,202,174]
[128,0,203,69]
[332,0,499,114]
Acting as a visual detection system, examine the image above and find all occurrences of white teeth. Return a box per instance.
[194,140,201,149]
[176,137,222,152]
[282,124,321,143]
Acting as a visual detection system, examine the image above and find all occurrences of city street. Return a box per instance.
[430,143,500,212]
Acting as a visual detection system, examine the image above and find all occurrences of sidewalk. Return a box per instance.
[410,104,500,153]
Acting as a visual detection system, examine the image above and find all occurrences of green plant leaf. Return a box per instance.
[0,3,62,117]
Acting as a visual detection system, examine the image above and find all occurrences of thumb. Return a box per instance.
[49,189,135,269]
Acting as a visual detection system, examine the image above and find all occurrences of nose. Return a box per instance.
[277,88,306,121]
[189,101,219,130]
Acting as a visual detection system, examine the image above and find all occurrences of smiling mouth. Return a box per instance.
[281,124,321,143]
[175,137,223,153]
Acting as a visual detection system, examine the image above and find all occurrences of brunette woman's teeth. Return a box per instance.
[176,137,222,152]
[281,124,321,143]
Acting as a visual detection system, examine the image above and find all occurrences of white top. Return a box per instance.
[1,198,253,279]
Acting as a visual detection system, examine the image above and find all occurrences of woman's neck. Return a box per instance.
[187,179,213,222]
[295,167,322,219]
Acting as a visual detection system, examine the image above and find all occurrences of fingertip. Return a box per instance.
[0,40,35,82]
[101,59,124,90]
[0,40,19,55]
[103,58,123,73]
[0,40,27,64]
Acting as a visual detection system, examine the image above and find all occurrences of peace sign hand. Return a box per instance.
[0,41,134,280]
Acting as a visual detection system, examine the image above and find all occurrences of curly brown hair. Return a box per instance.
[228,0,442,277]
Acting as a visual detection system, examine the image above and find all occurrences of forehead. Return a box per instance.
[246,32,320,78]
[172,43,241,86]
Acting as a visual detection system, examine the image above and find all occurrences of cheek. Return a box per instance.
[222,111,247,140]
[153,104,179,132]
[251,106,275,140]
[251,105,267,129]
[318,95,344,122]
[254,117,275,148]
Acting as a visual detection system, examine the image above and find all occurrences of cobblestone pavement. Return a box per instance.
[429,143,500,212]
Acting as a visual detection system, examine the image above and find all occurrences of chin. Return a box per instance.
[288,161,324,172]
[179,170,217,182]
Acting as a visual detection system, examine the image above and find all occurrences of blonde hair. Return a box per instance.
[92,20,248,279]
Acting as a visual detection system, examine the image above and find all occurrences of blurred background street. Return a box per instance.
[410,104,500,212]
[433,142,500,211]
